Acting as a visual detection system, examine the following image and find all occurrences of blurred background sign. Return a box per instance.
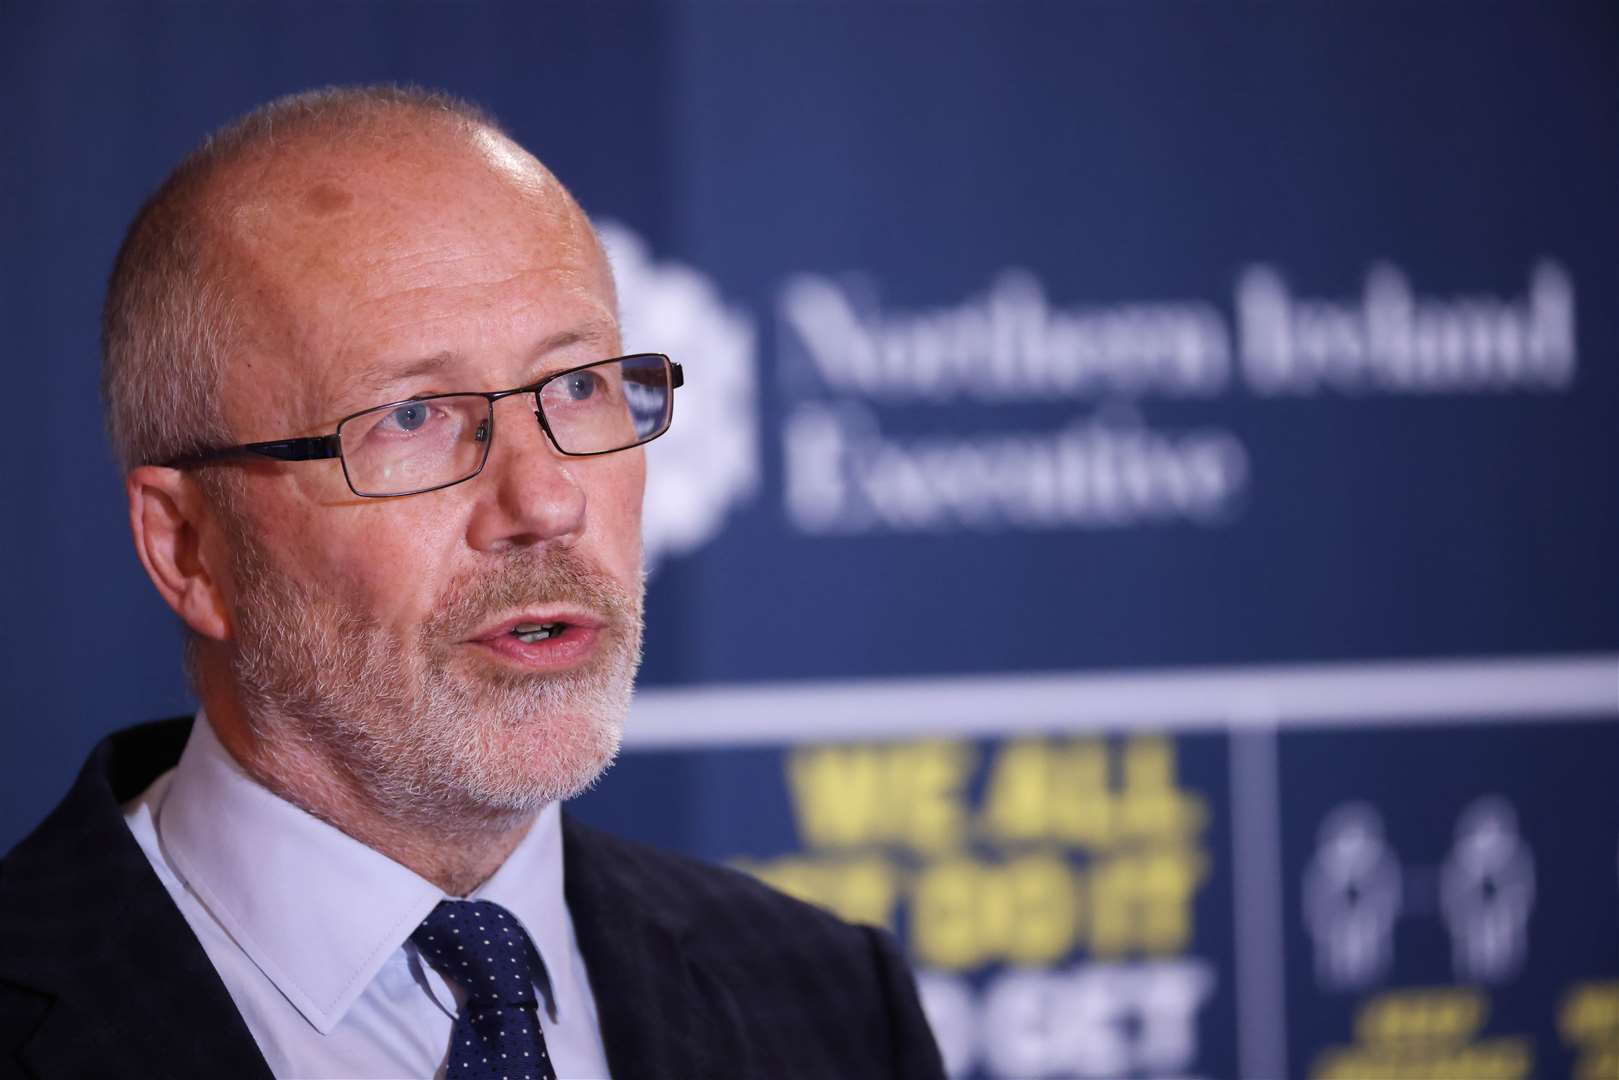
[4,3,1615,1077]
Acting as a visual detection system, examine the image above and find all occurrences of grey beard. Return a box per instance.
[227,532,643,829]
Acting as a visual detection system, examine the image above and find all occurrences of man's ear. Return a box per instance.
[126,466,233,642]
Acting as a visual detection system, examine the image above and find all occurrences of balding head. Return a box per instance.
[101,85,607,475]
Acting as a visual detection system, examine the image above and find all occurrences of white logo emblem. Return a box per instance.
[1440,796,1534,983]
[1303,803,1403,989]
[598,222,759,570]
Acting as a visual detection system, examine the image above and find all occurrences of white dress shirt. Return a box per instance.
[123,713,614,1080]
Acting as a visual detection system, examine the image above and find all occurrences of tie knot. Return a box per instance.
[412,899,542,1010]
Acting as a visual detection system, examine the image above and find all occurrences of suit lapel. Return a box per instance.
[562,816,754,1080]
[0,720,275,1080]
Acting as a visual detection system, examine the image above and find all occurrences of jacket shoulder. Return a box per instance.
[0,717,274,1080]
[563,815,855,936]
[1,717,191,870]
[561,814,945,1079]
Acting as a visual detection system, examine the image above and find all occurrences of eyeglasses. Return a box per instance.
[158,353,684,498]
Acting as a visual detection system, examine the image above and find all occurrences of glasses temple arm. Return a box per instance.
[159,435,341,469]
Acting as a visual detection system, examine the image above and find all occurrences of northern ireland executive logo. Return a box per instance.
[598,222,760,570]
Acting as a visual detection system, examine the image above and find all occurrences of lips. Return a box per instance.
[465,611,606,671]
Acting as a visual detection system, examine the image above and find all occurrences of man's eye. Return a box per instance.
[384,402,431,432]
[562,373,600,401]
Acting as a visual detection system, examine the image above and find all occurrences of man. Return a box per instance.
[0,86,943,1080]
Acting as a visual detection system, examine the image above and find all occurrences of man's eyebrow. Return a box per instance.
[354,351,458,395]
[349,327,607,399]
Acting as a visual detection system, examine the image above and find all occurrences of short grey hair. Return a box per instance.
[100,85,499,473]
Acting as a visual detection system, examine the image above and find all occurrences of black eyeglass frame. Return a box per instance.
[156,352,684,499]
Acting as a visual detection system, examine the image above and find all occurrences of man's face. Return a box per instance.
[208,126,645,822]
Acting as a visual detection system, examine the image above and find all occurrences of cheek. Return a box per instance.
[584,455,646,569]
[349,515,461,625]
[267,499,453,630]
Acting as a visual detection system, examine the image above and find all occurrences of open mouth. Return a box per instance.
[466,613,602,672]
[510,621,566,644]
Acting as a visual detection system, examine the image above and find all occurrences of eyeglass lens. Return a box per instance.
[538,353,672,452]
[337,355,673,497]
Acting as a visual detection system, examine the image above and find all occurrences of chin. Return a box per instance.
[437,700,626,815]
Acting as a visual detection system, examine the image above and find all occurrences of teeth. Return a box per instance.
[512,622,562,644]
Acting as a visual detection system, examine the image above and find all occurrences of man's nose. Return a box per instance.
[463,399,586,552]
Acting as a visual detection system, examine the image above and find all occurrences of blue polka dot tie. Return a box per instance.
[412,899,559,1080]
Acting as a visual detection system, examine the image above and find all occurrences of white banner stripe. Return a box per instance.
[622,653,1619,748]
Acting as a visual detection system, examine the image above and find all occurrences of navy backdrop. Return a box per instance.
[4,3,1616,1077]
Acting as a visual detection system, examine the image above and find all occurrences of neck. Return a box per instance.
[201,690,535,897]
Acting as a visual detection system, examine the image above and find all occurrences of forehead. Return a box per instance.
[211,124,618,423]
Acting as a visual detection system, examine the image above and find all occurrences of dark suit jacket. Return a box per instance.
[0,719,945,1079]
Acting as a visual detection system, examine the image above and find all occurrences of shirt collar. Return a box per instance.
[156,712,567,1036]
